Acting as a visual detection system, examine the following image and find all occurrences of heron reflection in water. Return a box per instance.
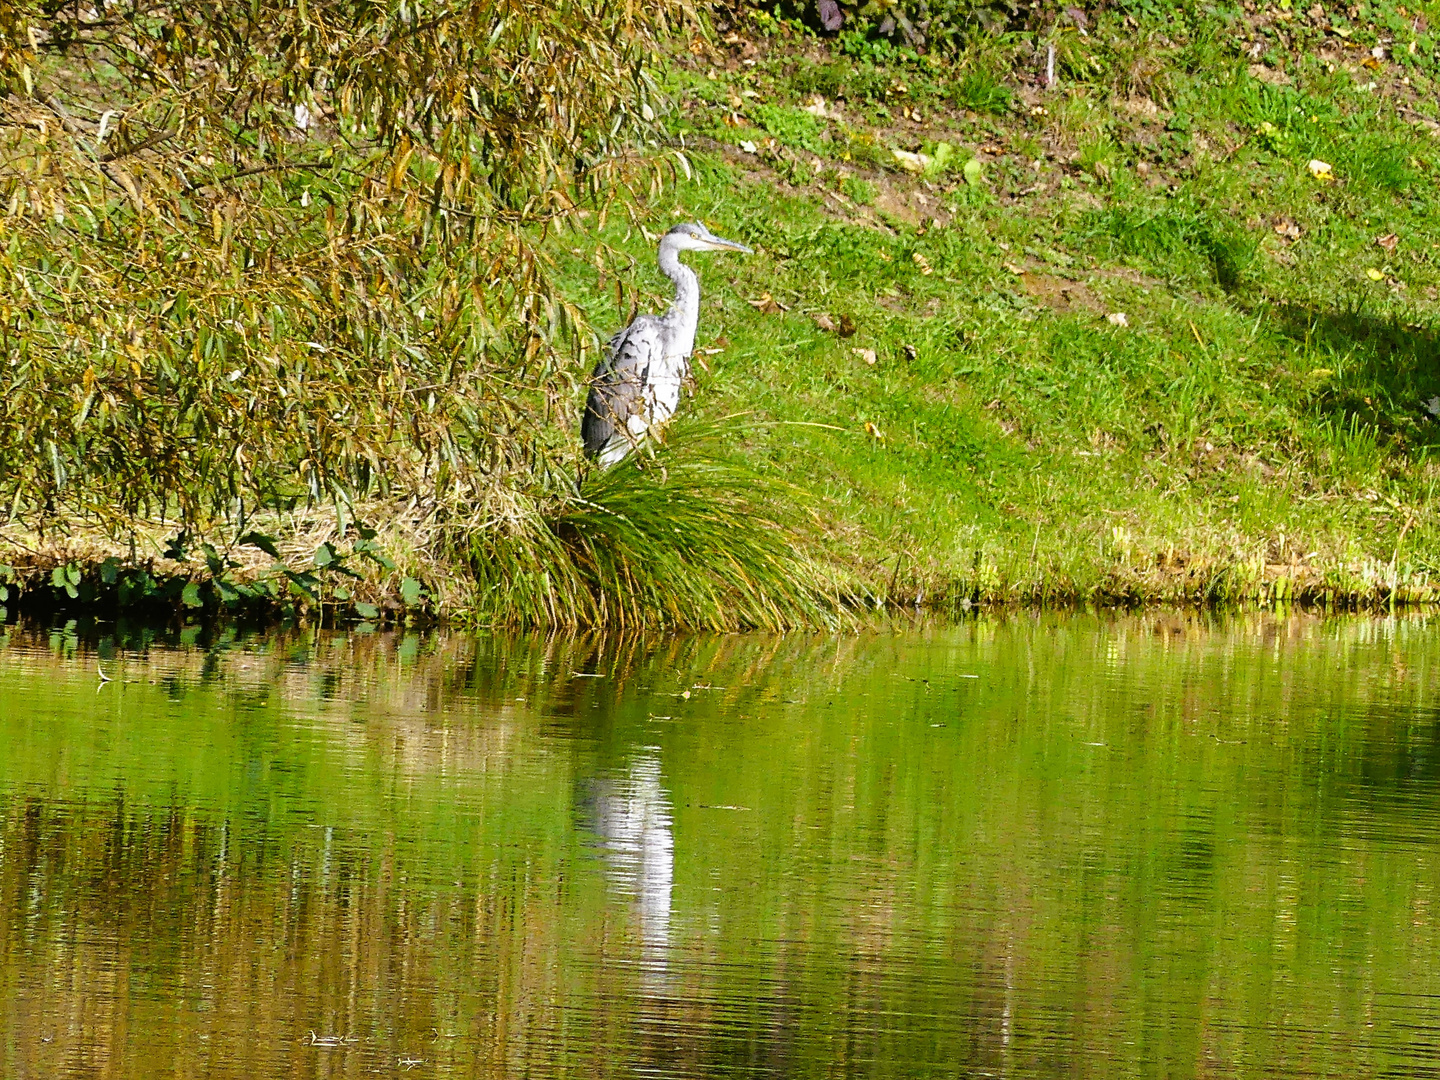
[581,222,752,467]
[580,752,675,986]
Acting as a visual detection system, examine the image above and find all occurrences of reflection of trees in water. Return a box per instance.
[7,613,1440,1076]
[0,795,652,1078]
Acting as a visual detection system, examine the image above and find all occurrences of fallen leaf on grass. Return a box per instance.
[1274,218,1301,241]
[1366,268,1385,281]
[813,312,838,332]
[738,140,757,153]
[1306,158,1333,180]
[893,149,931,173]
[853,347,878,366]
[1106,312,1129,327]
[912,252,933,275]
[1376,232,1399,253]
[747,293,788,314]
[864,421,885,441]
[1003,261,1025,275]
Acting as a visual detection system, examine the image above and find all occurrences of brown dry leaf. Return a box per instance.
[812,312,838,332]
[1003,262,1025,275]
[912,252,933,275]
[747,292,787,314]
[1376,232,1399,253]
[1274,218,1302,242]
[837,313,857,337]
[853,348,878,366]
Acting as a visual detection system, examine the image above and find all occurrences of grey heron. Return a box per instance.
[581,222,752,467]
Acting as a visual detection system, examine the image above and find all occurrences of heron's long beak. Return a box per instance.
[706,236,753,254]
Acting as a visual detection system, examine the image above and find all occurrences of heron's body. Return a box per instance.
[582,223,750,467]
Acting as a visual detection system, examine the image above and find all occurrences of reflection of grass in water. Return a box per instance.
[464,422,856,631]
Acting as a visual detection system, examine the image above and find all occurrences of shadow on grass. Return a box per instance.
[1260,299,1440,445]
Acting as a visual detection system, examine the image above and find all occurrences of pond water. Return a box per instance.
[3,614,1440,1078]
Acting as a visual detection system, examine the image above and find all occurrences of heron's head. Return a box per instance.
[664,221,753,254]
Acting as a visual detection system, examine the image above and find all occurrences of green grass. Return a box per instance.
[460,424,862,630]
[550,2,1440,609]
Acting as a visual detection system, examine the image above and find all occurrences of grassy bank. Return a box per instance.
[5,1,1440,625]
[554,0,1440,610]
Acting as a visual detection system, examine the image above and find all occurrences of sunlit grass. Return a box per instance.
[460,422,863,630]
[561,11,1440,607]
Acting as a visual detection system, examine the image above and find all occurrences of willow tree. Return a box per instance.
[0,0,677,536]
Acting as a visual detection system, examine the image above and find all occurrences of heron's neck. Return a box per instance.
[658,242,700,355]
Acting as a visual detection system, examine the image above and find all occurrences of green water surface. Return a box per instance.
[3,613,1440,1078]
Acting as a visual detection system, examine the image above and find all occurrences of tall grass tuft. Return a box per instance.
[463,424,859,630]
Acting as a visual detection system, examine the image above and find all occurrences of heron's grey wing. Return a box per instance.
[582,316,664,456]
